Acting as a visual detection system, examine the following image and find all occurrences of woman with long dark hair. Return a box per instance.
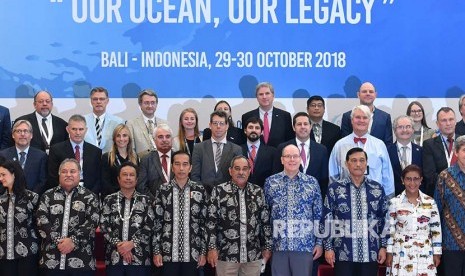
[0,160,39,276]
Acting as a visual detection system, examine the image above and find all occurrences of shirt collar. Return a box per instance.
[247,140,260,150]
[396,141,412,150]
[93,112,106,120]
[35,111,52,121]
[259,106,273,116]
[211,137,227,144]
[15,146,30,155]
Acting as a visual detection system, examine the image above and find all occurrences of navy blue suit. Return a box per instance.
[241,143,276,188]
[422,136,449,196]
[387,143,423,195]
[273,139,329,198]
[341,108,393,145]
[0,105,12,150]
[241,107,294,148]
[0,146,48,194]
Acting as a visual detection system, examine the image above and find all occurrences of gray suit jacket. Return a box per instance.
[136,150,173,197]
[126,115,168,157]
[191,140,242,193]
[84,113,124,153]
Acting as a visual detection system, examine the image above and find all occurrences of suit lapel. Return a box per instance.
[137,117,153,148]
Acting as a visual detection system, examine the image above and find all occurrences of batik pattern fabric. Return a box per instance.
[100,190,155,266]
[207,181,272,263]
[434,164,465,250]
[386,190,441,276]
[0,190,39,260]
[153,179,208,262]
[322,177,388,263]
[36,185,100,270]
[264,171,322,253]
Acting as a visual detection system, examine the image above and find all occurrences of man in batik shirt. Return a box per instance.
[36,158,100,276]
[323,147,388,276]
[265,144,323,276]
[207,155,272,276]
[153,151,208,276]
[100,162,155,276]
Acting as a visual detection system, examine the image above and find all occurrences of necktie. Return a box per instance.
[95,117,102,147]
[147,119,154,135]
[401,146,408,170]
[313,123,321,143]
[161,154,168,179]
[42,118,49,137]
[214,142,222,170]
[248,145,257,173]
[19,152,26,168]
[354,137,367,144]
[263,112,270,144]
[448,137,457,165]
[300,143,307,168]
[75,145,81,163]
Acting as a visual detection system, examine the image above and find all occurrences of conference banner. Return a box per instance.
[1,0,464,129]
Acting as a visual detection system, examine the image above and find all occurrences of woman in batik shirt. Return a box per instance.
[100,162,155,276]
[0,160,39,276]
[386,165,441,276]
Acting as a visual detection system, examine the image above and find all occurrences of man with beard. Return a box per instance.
[240,117,276,188]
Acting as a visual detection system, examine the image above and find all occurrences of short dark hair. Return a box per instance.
[292,112,310,126]
[171,151,192,165]
[117,162,139,178]
[436,107,455,120]
[229,155,249,169]
[33,90,53,103]
[243,117,263,130]
[345,147,368,161]
[210,110,228,124]
[401,164,423,179]
[138,89,159,104]
[90,87,108,97]
[306,96,325,108]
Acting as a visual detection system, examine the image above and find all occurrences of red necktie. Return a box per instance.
[448,137,457,165]
[161,154,168,177]
[248,145,257,173]
[354,137,367,144]
[263,112,270,144]
[74,145,80,163]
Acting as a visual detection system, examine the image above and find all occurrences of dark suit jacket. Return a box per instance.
[203,126,245,145]
[0,146,48,194]
[0,105,12,150]
[136,150,173,198]
[191,140,242,193]
[387,143,423,196]
[15,112,68,152]
[273,139,329,198]
[310,120,341,154]
[241,143,276,188]
[241,107,294,148]
[456,120,465,136]
[48,140,102,194]
[341,108,393,145]
[423,136,449,196]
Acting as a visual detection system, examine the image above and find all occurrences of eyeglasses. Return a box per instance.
[309,103,324,108]
[396,125,412,130]
[404,176,421,183]
[211,121,226,127]
[35,100,52,105]
[282,154,301,160]
[14,129,31,134]
[410,109,422,114]
[91,97,107,102]
[142,101,157,106]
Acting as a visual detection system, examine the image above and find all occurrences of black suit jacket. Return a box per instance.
[191,140,242,193]
[422,136,449,196]
[0,146,48,194]
[136,150,174,198]
[456,120,465,136]
[0,105,12,150]
[241,143,276,188]
[15,112,68,152]
[273,139,329,198]
[387,143,423,196]
[48,140,102,194]
[241,107,294,148]
[310,120,341,154]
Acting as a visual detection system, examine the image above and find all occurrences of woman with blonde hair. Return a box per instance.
[173,108,202,156]
[102,124,139,198]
